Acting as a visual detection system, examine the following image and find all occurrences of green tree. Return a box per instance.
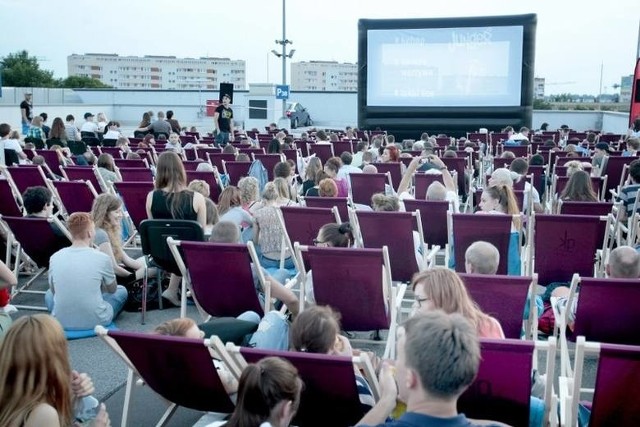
[58,75,111,89]
[0,50,56,87]
[533,98,552,110]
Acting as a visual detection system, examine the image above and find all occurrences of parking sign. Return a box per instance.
[275,85,290,100]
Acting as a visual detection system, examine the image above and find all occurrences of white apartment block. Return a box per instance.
[291,61,358,91]
[68,54,246,90]
[534,77,545,100]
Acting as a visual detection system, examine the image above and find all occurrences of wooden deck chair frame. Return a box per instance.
[167,237,271,319]
[95,326,234,427]
[293,243,404,359]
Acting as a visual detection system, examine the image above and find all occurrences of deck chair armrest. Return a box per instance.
[558,376,573,427]
[394,283,408,311]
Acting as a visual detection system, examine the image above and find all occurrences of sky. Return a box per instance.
[1,0,638,95]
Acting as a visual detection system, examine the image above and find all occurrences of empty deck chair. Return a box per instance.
[118,167,153,182]
[448,213,516,275]
[559,337,640,427]
[349,173,389,206]
[224,345,378,427]
[528,214,604,285]
[61,166,105,194]
[413,173,444,200]
[2,215,71,310]
[277,206,340,271]
[51,180,99,217]
[374,162,403,192]
[459,273,538,339]
[222,161,251,186]
[96,327,235,427]
[302,196,349,222]
[168,239,269,320]
[295,245,404,359]
[458,338,557,427]
[350,210,428,282]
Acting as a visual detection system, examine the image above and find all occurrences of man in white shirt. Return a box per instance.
[0,123,28,165]
[337,151,362,183]
[80,112,98,135]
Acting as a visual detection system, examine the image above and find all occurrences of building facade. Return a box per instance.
[67,54,246,90]
[620,74,633,104]
[290,61,357,91]
[534,77,545,100]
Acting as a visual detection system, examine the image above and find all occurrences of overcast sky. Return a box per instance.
[1,0,638,95]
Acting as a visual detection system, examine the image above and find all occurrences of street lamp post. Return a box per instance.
[271,0,295,118]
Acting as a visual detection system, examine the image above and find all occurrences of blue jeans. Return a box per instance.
[215,131,230,146]
[249,310,289,350]
[21,121,29,135]
[258,253,296,271]
[45,286,129,325]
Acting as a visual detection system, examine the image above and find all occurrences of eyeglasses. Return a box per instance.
[415,296,430,307]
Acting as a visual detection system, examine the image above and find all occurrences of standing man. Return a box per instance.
[214,94,234,146]
[20,92,33,135]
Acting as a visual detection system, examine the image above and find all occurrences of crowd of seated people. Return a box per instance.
[3,114,640,425]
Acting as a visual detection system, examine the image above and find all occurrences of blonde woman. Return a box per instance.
[254,182,294,270]
[92,193,148,283]
[0,314,110,427]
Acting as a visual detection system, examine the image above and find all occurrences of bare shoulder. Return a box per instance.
[24,403,60,427]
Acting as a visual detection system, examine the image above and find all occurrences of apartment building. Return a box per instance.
[290,61,358,91]
[68,53,246,90]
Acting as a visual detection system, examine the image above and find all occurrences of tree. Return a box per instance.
[58,75,111,89]
[0,50,56,87]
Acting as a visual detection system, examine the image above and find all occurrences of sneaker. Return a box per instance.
[161,290,180,307]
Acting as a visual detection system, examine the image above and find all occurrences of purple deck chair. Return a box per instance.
[97,328,234,427]
[558,200,613,216]
[237,346,371,427]
[303,196,349,222]
[352,210,424,282]
[458,339,536,427]
[307,143,334,163]
[118,167,153,182]
[113,182,154,232]
[2,216,71,309]
[300,245,400,358]
[413,173,444,200]
[467,132,489,144]
[375,162,403,191]
[114,158,148,169]
[222,161,251,186]
[6,165,49,194]
[253,153,284,181]
[98,146,124,159]
[449,213,514,275]
[0,179,22,217]
[332,140,354,155]
[459,273,536,339]
[198,147,223,162]
[51,180,99,216]
[182,160,202,171]
[36,149,66,177]
[601,155,639,201]
[61,166,103,193]
[278,206,340,271]
[186,170,222,202]
[554,175,605,200]
[168,240,267,319]
[349,173,388,206]
[563,338,640,427]
[531,214,603,285]
[442,157,468,195]
[403,199,450,249]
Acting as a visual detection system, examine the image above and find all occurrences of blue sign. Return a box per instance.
[275,85,290,100]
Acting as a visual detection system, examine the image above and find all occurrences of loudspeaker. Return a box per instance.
[219,83,234,104]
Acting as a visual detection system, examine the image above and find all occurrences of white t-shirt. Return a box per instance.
[80,121,98,133]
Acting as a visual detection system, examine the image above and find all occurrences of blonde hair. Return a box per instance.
[262,182,279,202]
[411,268,495,335]
[91,193,124,260]
[371,193,400,212]
[188,179,210,198]
[273,177,291,200]
[0,314,73,426]
[238,176,259,204]
[154,318,197,336]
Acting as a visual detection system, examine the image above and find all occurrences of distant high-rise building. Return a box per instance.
[534,77,545,100]
[67,53,246,90]
[620,74,633,104]
[291,61,357,91]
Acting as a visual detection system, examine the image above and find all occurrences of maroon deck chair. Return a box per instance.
[375,162,403,191]
[554,175,605,200]
[332,140,354,155]
[303,196,349,222]
[349,173,388,206]
[562,338,640,427]
[181,160,202,171]
[61,166,104,193]
[458,339,536,427]
[298,245,400,358]
[222,161,251,186]
[403,199,450,250]
[114,158,149,169]
[442,157,468,195]
[182,147,198,161]
[196,147,222,163]
[352,210,425,282]
[36,149,66,177]
[2,216,71,309]
[413,173,444,200]
[558,200,613,216]
[233,346,373,427]
[98,146,124,159]
[0,179,22,217]
[96,328,234,427]
[282,148,298,164]
[253,153,284,181]
[530,214,603,286]
[168,240,267,318]
[601,155,640,201]
[51,180,99,216]
[118,167,153,182]
[5,165,49,194]
[185,170,222,202]
[307,143,334,163]
[278,206,340,271]
[459,273,536,339]
[493,157,515,171]
[238,147,265,157]
[449,213,514,275]
[113,182,154,233]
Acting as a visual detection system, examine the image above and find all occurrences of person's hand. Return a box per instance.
[91,404,111,427]
[427,155,445,168]
[71,371,95,398]
[378,361,399,405]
